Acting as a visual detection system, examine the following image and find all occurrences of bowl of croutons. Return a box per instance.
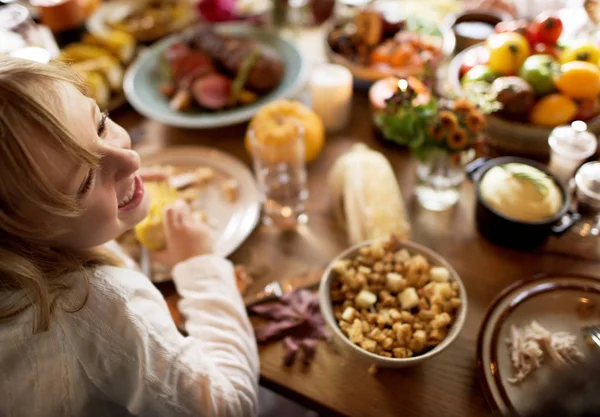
[319,236,467,368]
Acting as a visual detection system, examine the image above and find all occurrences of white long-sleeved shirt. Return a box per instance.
[0,247,259,417]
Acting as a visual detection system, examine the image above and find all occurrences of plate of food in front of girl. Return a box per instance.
[123,22,309,129]
[117,146,260,282]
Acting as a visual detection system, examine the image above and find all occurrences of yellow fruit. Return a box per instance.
[486,32,530,75]
[245,100,325,163]
[529,94,577,127]
[559,41,600,65]
[134,181,178,250]
[554,61,600,99]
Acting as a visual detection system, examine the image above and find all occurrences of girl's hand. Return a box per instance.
[152,200,213,268]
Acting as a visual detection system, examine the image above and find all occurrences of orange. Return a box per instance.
[529,94,577,127]
[554,61,600,99]
[245,100,325,164]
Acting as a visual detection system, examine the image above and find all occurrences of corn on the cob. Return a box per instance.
[134,181,178,251]
[82,31,136,64]
[329,144,411,244]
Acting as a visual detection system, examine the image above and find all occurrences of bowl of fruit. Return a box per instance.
[326,8,455,87]
[447,11,600,155]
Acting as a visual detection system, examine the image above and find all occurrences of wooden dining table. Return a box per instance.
[112,85,600,417]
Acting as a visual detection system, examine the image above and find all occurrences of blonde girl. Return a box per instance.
[0,54,258,417]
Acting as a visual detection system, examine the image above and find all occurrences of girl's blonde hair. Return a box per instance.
[0,55,119,333]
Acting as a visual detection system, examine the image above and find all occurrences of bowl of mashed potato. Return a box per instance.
[466,157,580,250]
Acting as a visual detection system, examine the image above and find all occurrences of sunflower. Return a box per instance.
[427,123,446,141]
[452,98,475,113]
[465,110,486,133]
[438,110,458,130]
[446,127,469,150]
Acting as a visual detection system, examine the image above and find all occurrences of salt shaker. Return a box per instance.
[552,161,600,260]
[575,162,600,235]
[547,121,598,184]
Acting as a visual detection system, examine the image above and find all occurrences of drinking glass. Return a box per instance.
[248,119,309,229]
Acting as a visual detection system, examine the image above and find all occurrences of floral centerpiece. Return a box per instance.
[374,78,487,161]
[374,79,491,211]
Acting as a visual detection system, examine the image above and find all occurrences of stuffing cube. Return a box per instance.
[386,272,406,293]
[399,311,414,324]
[377,310,391,328]
[429,328,447,342]
[389,308,401,321]
[409,330,427,353]
[394,323,412,345]
[341,307,357,322]
[431,313,452,330]
[332,260,350,274]
[348,319,364,344]
[355,290,378,309]
[450,297,462,309]
[358,266,372,276]
[392,347,413,359]
[382,337,394,350]
[435,282,453,300]
[430,266,451,282]
[360,338,377,352]
[398,287,419,310]
[394,249,411,263]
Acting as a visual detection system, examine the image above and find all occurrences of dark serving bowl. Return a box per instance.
[466,156,580,250]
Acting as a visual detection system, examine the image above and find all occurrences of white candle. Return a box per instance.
[309,64,353,133]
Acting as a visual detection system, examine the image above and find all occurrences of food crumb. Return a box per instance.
[222,179,239,203]
[577,298,596,318]
[367,364,379,376]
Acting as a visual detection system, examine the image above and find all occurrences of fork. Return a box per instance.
[582,324,600,347]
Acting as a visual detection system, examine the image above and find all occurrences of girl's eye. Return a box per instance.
[78,169,96,198]
[97,111,109,137]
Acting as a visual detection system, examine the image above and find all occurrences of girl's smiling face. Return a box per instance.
[30,81,151,249]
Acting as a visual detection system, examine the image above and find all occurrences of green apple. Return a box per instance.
[518,54,559,96]
[461,65,500,86]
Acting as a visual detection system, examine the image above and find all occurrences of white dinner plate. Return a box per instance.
[477,275,600,416]
[139,146,260,281]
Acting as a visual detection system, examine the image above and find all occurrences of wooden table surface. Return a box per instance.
[113,89,600,417]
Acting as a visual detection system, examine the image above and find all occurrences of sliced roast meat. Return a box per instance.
[191,74,232,110]
[190,26,285,93]
[169,51,215,87]
[164,42,190,64]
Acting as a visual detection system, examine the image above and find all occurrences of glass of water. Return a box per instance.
[248,119,309,229]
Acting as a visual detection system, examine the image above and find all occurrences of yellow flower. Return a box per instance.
[465,110,486,133]
[427,123,445,141]
[452,98,475,113]
[438,110,458,130]
[446,127,469,150]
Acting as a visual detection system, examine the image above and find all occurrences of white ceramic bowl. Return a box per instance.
[319,239,468,368]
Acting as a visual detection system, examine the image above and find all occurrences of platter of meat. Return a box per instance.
[117,146,261,282]
[123,23,309,128]
[477,275,600,416]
